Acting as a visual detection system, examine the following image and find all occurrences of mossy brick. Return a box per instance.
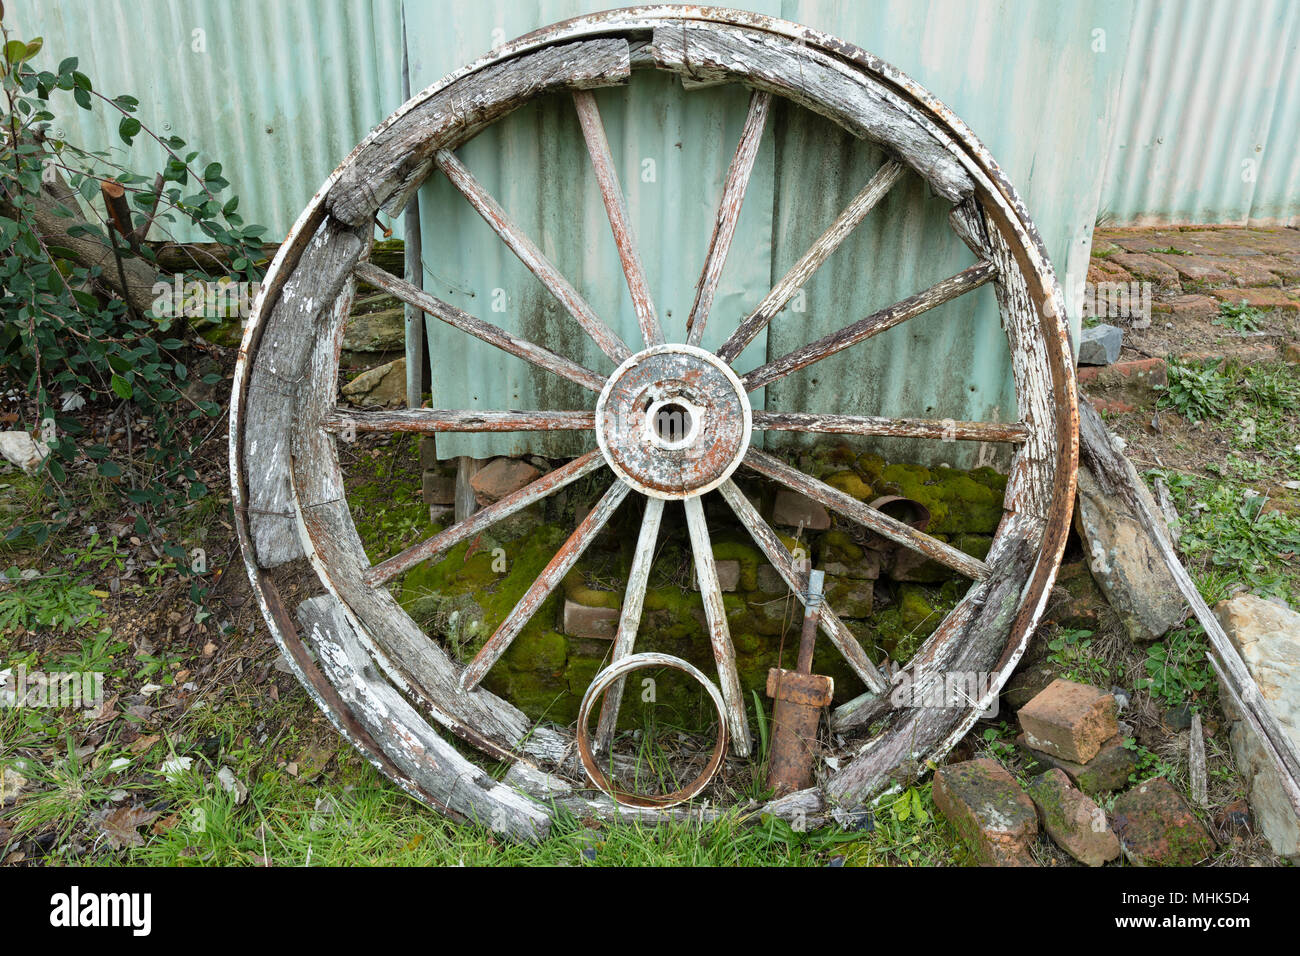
[1111,777,1215,866]
[1019,679,1118,763]
[1016,733,1137,796]
[1027,769,1120,867]
[932,757,1038,866]
[825,574,873,617]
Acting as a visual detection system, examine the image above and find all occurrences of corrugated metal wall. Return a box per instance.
[12,0,407,243]
[1097,0,1300,227]
[14,1,1299,464]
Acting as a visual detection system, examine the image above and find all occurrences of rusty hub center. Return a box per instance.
[595,344,751,499]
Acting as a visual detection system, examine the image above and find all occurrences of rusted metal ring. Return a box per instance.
[576,652,729,808]
[867,495,932,532]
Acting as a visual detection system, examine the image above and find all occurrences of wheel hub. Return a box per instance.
[595,344,751,499]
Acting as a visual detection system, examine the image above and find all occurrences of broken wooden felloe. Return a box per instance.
[230,8,1077,836]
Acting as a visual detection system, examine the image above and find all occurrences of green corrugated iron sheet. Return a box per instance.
[22,2,1297,465]
[1098,0,1300,227]
[12,0,407,243]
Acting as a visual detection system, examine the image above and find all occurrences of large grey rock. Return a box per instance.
[1077,323,1123,366]
[341,358,406,407]
[1073,463,1187,641]
[1215,593,1300,862]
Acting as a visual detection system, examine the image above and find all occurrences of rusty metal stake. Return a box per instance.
[766,569,834,797]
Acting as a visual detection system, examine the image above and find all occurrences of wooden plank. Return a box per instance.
[647,23,973,202]
[368,450,606,586]
[717,160,904,363]
[744,447,990,580]
[434,148,632,364]
[686,89,771,347]
[572,90,664,349]
[461,480,631,691]
[594,496,665,752]
[741,261,997,391]
[354,260,606,393]
[752,410,1027,444]
[718,481,887,694]
[328,38,632,226]
[299,594,552,841]
[684,496,753,756]
[323,408,595,435]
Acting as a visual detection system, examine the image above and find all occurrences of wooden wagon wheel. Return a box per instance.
[231,8,1077,839]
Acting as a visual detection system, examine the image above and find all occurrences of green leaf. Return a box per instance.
[118,117,141,145]
[110,374,133,400]
[97,460,123,477]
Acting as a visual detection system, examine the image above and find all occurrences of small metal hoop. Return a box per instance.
[576,652,730,808]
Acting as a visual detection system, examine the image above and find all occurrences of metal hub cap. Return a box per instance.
[595,344,752,499]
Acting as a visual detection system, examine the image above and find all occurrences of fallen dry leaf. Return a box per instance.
[127,734,160,754]
[101,805,160,849]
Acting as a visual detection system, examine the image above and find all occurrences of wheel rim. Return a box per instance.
[230,7,1078,833]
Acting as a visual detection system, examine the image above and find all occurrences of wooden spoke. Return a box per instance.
[353,262,606,393]
[572,90,664,349]
[434,148,633,364]
[742,260,997,391]
[685,89,771,347]
[684,496,753,756]
[752,411,1028,444]
[718,481,887,694]
[716,160,905,363]
[594,496,665,753]
[366,451,606,587]
[323,408,595,435]
[461,479,631,691]
[744,447,990,580]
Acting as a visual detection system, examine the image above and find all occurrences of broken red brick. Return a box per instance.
[470,457,542,504]
[1017,733,1137,795]
[1210,287,1300,311]
[1027,769,1121,867]
[562,599,619,640]
[1018,678,1118,763]
[1216,255,1284,287]
[933,757,1038,866]
[1076,356,1167,387]
[1088,397,1137,416]
[1111,777,1215,866]
[1109,253,1181,289]
[1163,293,1220,318]
[1149,252,1230,286]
